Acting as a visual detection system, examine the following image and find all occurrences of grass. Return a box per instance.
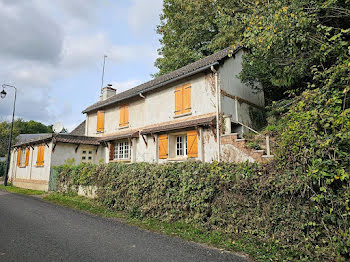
[43,192,298,262]
[0,184,45,196]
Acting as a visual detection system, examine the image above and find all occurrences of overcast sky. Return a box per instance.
[0,0,163,131]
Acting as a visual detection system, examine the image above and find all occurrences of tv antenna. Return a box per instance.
[101,55,107,94]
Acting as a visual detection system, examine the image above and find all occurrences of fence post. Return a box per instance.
[266,135,271,156]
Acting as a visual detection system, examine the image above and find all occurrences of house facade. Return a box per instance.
[7,46,267,191]
[83,46,265,164]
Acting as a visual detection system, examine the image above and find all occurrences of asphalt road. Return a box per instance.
[0,190,246,262]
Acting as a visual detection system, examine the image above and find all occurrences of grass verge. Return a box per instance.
[43,192,298,261]
[0,184,45,196]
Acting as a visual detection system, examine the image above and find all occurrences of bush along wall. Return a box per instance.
[55,161,350,261]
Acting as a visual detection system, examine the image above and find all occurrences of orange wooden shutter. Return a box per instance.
[109,143,115,161]
[183,84,191,113]
[37,145,44,166]
[158,134,168,159]
[175,86,183,115]
[97,111,105,132]
[187,130,198,158]
[17,149,21,167]
[120,105,129,127]
[25,148,30,166]
[124,105,129,126]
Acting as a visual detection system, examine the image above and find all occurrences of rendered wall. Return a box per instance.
[219,50,265,132]
[9,142,53,191]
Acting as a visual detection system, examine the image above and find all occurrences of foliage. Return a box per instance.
[0,161,5,177]
[0,119,53,157]
[55,161,349,261]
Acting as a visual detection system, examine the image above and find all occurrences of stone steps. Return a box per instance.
[221,133,274,163]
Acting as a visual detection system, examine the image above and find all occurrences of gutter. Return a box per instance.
[211,65,221,162]
[82,62,220,114]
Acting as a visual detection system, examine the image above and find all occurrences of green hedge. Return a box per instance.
[0,161,5,177]
[55,161,349,261]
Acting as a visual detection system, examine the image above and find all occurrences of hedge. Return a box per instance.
[55,161,349,261]
[0,161,5,177]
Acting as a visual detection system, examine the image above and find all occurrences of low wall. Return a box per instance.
[12,178,49,191]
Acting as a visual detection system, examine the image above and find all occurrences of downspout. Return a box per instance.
[211,66,221,162]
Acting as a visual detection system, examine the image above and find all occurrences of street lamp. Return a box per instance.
[1,84,17,186]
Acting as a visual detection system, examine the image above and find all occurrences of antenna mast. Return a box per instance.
[101,55,107,93]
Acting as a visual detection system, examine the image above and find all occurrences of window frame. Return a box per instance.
[176,135,188,157]
[113,140,130,160]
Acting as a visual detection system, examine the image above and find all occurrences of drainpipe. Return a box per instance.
[211,66,221,162]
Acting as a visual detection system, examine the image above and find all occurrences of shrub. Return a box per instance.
[55,161,349,261]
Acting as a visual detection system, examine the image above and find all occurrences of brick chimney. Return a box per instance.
[100,84,116,101]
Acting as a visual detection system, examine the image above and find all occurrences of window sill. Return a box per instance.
[118,125,129,130]
[167,157,188,162]
[109,159,131,163]
[35,166,45,168]
[19,165,27,168]
[173,112,192,119]
[96,131,104,134]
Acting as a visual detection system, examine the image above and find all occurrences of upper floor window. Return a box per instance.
[36,145,45,166]
[119,104,129,127]
[97,111,105,132]
[175,84,191,115]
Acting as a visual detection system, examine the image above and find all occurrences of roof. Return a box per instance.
[70,120,86,136]
[14,133,99,147]
[82,46,242,114]
[16,133,52,144]
[140,113,216,135]
[98,130,140,142]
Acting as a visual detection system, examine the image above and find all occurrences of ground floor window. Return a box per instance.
[176,135,187,157]
[113,141,130,160]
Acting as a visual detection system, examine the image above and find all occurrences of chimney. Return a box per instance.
[100,84,116,101]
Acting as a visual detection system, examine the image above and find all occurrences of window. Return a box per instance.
[175,84,191,115]
[176,136,187,157]
[17,148,27,167]
[97,111,105,132]
[119,104,129,127]
[110,141,130,160]
[81,148,94,163]
[36,145,45,166]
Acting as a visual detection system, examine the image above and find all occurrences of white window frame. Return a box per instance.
[113,141,130,160]
[176,135,187,157]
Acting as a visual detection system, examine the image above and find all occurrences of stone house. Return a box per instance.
[7,46,267,191]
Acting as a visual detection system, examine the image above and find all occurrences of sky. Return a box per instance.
[0,0,163,131]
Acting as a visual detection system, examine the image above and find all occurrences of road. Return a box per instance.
[0,190,246,262]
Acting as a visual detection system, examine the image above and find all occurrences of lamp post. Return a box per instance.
[1,84,17,186]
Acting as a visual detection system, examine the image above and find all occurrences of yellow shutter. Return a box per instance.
[187,130,198,158]
[120,105,129,127]
[175,86,183,115]
[124,105,129,126]
[37,145,45,166]
[183,84,191,113]
[159,134,168,159]
[97,111,105,132]
[25,148,30,166]
[17,149,21,167]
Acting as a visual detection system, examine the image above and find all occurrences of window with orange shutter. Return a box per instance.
[119,105,129,127]
[97,111,105,132]
[174,84,191,115]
